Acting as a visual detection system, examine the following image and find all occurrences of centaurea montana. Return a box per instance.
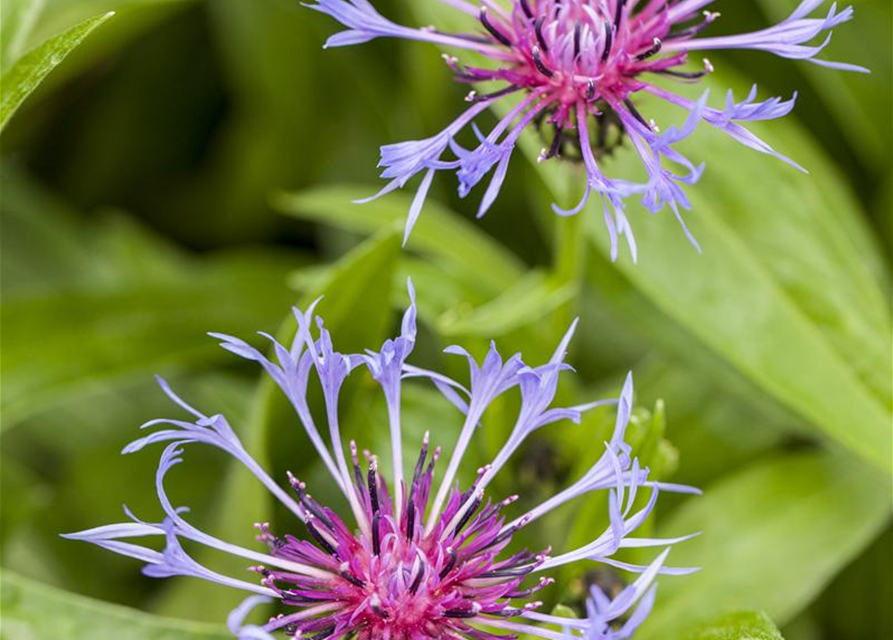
[66,283,698,640]
[305,0,866,259]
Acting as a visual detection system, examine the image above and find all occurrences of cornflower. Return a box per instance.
[66,283,698,639]
[306,0,865,258]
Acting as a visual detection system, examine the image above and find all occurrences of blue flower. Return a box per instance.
[66,281,699,639]
[307,0,866,259]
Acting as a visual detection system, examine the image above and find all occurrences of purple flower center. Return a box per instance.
[457,0,714,154]
[255,437,547,639]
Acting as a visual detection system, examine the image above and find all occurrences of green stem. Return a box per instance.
[554,210,586,283]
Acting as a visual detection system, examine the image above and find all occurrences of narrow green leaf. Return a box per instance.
[679,610,784,640]
[0,570,229,640]
[272,186,524,296]
[636,452,892,640]
[0,10,113,132]
[436,269,576,337]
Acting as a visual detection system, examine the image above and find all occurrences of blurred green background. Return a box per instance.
[1,0,891,639]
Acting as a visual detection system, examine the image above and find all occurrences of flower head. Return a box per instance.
[66,282,698,639]
[306,0,865,259]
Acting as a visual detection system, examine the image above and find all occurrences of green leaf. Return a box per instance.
[679,611,784,640]
[1,0,45,70]
[581,104,892,472]
[1,252,299,430]
[277,186,583,362]
[2,163,190,298]
[436,269,576,337]
[272,186,524,297]
[0,570,229,640]
[0,10,113,132]
[636,452,892,640]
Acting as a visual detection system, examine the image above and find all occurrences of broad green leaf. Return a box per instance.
[0,570,229,640]
[1,163,111,297]
[1,252,299,429]
[580,107,892,472]
[636,452,892,640]
[679,611,784,640]
[578,76,889,471]
[0,10,113,132]
[153,229,403,621]
[406,4,891,472]
[273,186,524,297]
